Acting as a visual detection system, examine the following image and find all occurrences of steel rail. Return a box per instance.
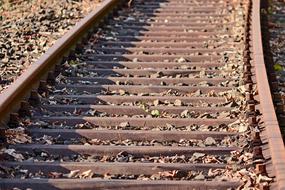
[0,0,124,125]
[0,0,284,189]
[252,0,285,189]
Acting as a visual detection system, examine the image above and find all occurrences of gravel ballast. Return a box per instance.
[0,0,102,92]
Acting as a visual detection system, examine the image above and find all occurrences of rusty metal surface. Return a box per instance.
[252,1,285,189]
[0,0,284,189]
[0,0,122,123]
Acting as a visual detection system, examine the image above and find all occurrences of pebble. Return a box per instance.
[192,152,206,159]
[0,0,102,92]
[119,122,130,128]
[204,137,216,146]
[174,99,182,106]
[194,173,205,180]
[238,124,248,133]
[177,57,188,63]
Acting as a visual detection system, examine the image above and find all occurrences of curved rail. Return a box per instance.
[252,0,285,189]
[0,0,284,189]
[0,0,123,124]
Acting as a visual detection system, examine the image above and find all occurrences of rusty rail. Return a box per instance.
[252,0,285,189]
[0,0,123,124]
[0,0,284,189]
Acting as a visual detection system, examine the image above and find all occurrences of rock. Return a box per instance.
[119,89,126,95]
[194,89,202,96]
[177,57,188,63]
[238,124,248,133]
[199,81,210,87]
[119,122,130,128]
[192,152,205,159]
[194,173,205,180]
[199,70,206,77]
[180,65,190,69]
[204,137,216,146]
[174,99,182,106]
[150,173,161,180]
[125,16,135,22]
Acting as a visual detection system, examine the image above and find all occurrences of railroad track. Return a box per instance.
[0,0,285,189]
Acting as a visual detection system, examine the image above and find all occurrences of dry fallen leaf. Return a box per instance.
[3,148,24,161]
[80,170,93,179]
[66,170,80,178]
[49,172,63,178]
[180,110,189,118]
[158,170,177,177]
[153,99,160,106]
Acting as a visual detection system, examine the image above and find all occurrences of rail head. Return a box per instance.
[0,0,124,125]
[252,0,285,189]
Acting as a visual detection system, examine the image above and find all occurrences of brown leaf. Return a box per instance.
[153,99,160,106]
[80,170,93,179]
[100,155,110,162]
[66,170,80,178]
[49,172,63,178]
[158,170,177,177]
[180,110,189,118]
